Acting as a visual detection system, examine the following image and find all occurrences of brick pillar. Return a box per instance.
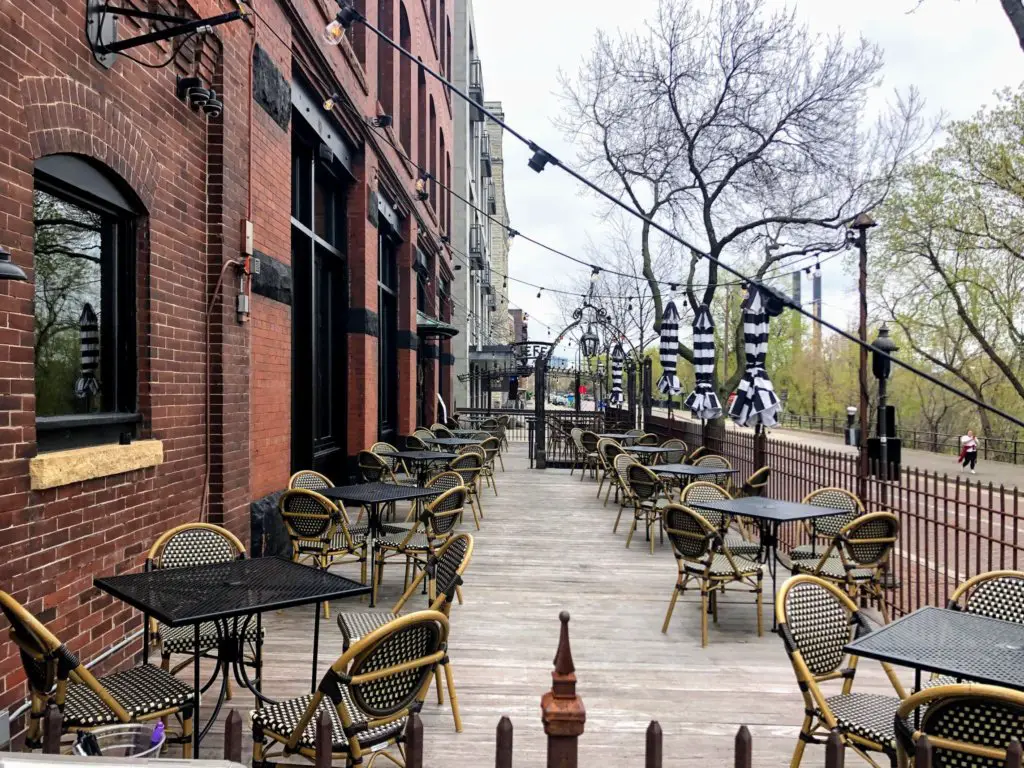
[397,218,418,434]
[541,611,586,768]
[347,157,381,452]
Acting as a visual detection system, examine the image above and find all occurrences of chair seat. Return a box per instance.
[376,531,433,552]
[724,534,761,558]
[685,553,763,577]
[160,620,264,655]
[64,664,194,727]
[251,693,404,751]
[823,692,900,747]
[793,556,875,581]
[337,611,395,650]
[790,543,830,560]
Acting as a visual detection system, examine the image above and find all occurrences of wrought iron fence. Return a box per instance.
[454,408,534,442]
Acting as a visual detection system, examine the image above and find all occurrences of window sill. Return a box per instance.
[29,440,164,490]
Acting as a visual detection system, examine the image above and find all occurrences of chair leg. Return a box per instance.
[649,516,655,556]
[613,504,624,533]
[321,556,331,619]
[596,473,605,498]
[625,514,638,548]
[790,717,813,768]
[662,585,680,633]
[498,452,505,472]
[469,495,481,531]
[701,584,709,647]
[443,662,463,733]
[455,585,464,605]
[756,573,764,637]
[434,666,444,705]
[182,711,193,759]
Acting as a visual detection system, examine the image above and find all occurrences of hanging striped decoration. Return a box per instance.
[728,287,782,428]
[75,302,100,400]
[656,301,682,396]
[609,343,625,405]
[684,303,722,420]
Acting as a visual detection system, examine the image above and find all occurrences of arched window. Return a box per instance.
[376,0,394,116]
[445,151,452,235]
[32,154,144,450]
[398,2,412,153]
[429,96,437,209]
[350,0,367,65]
[417,66,427,172]
[439,0,446,75]
[445,19,452,81]
[439,130,446,228]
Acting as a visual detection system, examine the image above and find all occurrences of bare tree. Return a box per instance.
[561,0,927,406]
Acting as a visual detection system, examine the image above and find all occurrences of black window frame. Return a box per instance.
[33,156,142,452]
[377,224,400,440]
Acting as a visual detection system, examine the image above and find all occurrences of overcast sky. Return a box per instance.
[473,0,1022,350]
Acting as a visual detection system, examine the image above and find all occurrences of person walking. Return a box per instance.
[959,430,979,474]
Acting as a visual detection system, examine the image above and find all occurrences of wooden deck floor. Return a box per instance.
[202,445,905,766]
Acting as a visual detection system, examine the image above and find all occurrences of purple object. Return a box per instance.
[150,721,165,746]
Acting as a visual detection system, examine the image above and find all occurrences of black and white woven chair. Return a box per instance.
[147,523,264,693]
[680,481,760,559]
[599,440,627,507]
[289,470,334,491]
[660,504,763,646]
[448,453,484,529]
[737,466,771,498]
[789,488,866,562]
[0,591,195,755]
[777,574,907,768]
[612,453,640,533]
[692,454,734,491]
[252,611,452,767]
[337,534,473,732]
[791,512,900,623]
[430,423,454,438]
[624,463,670,554]
[895,683,1024,768]
[370,441,412,483]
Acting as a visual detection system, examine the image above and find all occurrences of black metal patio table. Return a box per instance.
[844,606,1024,694]
[376,449,457,486]
[424,436,481,449]
[684,496,849,630]
[95,557,368,757]
[654,464,740,480]
[598,432,635,442]
[320,482,441,606]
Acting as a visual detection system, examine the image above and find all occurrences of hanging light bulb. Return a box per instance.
[323,92,341,111]
[590,266,601,283]
[537,288,543,299]
[813,262,822,278]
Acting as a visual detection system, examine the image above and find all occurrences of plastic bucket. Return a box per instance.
[72,724,165,758]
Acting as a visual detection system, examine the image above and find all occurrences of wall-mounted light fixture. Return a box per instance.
[0,247,27,281]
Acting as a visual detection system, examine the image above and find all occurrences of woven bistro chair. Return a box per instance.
[492,424,508,470]
[595,437,615,500]
[449,453,484,529]
[370,441,412,482]
[579,431,601,481]
[289,470,334,491]
[776,575,907,768]
[0,591,195,755]
[405,434,430,451]
[625,428,644,440]
[430,423,454,438]
[636,433,660,447]
[895,684,1024,768]
[680,481,761,559]
[357,449,404,523]
[789,488,866,562]
[684,445,709,465]
[612,453,641,533]
[251,611,453,768]
[792,512,900,623]
[600,439,627,506]
[569,428,585,475]
[148,524,263,698]
[624,463,670,554]
[660,504,764,646]
[693,454,734,492]
[736,466,771,498]
[373,484,466,605]
[413,428,436,450]
[657,438,687,465]
[479,437,502,496]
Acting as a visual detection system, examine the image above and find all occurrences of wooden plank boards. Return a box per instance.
[197,446,907,766]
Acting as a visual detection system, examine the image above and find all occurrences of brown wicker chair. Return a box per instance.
[636,432,660,447]
[624,463,670,554]
[449,453,484,529]
[479,436,502,496]
[612,453,640,533]
[0,591,195,755]
[579,430,601,480]
[660,504,763,646]
[252,611,453,767]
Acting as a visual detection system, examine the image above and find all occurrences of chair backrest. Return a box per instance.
[288,470,333,491]
[684,445,709,465]
[425,470,463,495]
[317,612,449,759]
[370,442,402,473]
[279,489,356,551]
[595,438,613,470]
[148,523,245,570]
[449,453,482,486]
[626,428,644,437]
[694,454,733,488]
[949,570,1024,623]
[636,433,659,446]
[480,436,500,463]
[570,428,585,452]
[601,439,625,466]
[497,415,511,427]
[896,684,1024,768]
[430,424,454,437]
[802,487,864,537]
[413,428,435,441]
[659,438,687,464]
[358,449,395,483]
[428,533,473,610]
[423,486,466,538]
[777,575,863,680]
[662,504,718,562]
[479,418,499,430]
[836,511,899,568]
[614,453,639,498]
[405,434,429,450]
[680,481,732,529]
[626,462,662,502]
[739,466,770,498]
[581,431,599,452]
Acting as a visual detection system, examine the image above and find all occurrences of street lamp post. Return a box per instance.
[848,213,877,500]
[872,324,899,505]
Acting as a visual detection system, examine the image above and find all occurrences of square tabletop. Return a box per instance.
[424,437,481,448]
[320,481,442,506]
[95,556,369,627]
[376,450,458,462]
[598,433,634,440]
[450,429,483,437]
[625,445,678,455]
[654,463,740,478]
[844,606,1024,691]
[685,496,851,523]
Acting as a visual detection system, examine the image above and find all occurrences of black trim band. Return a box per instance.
[347,308,379,337]
[251,250,292,305]
[440,353,455,365]
[397,331,418,350]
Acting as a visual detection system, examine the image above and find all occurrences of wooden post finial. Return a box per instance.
[541,611,586,767]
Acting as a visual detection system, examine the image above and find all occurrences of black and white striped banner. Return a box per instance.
[75,302,100,400]
[609,343,625,405]
[656,301,682,396]
[683,303,722,420]
[728,287,782,428]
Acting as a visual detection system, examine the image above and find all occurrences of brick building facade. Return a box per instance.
[0,0,453,720]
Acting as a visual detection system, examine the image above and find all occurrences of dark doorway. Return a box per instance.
[377,225,400,443]
[291,116,350,480]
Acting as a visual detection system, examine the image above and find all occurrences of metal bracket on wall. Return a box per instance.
[85,0,247,70]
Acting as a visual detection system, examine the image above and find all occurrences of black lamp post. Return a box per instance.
[872,323,899,486]
[580,324,599,358]
[849,212,877,498]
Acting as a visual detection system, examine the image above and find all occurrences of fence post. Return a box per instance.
[645,721,662,768]
[404,712,423,768]
[540,611,586,768]
[496,716,513,768]
[734,725,751,768]
[223,710,243,763]
[825,730,845,768]
[754,425,766,470]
